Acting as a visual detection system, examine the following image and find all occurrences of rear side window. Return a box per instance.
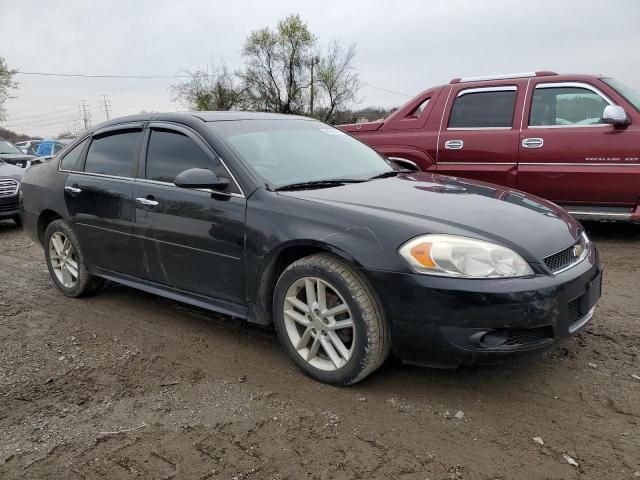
[449,89,517,128]
[60,139,89,171]
[145,129,221,183]
[530,86,609,126]
[84,130,142,177]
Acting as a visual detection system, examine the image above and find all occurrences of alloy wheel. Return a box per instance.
[283,277,355,371]
[49,232,79,288]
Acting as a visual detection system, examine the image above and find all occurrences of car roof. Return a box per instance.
[88,111,312,133]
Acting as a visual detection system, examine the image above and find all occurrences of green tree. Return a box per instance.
[0,56,18,121]
[171,62,242,111]
[238,14,315,114]
[316,41,360,122]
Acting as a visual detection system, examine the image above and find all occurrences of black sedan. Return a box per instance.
[20,112,602,385]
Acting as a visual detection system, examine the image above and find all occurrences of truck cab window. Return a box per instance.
[530,86,609,126]
[449,89,517,128]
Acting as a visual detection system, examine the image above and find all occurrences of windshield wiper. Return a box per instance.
[368,169,414,180]
[274,178,365,192]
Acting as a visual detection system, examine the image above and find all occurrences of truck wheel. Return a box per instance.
[273,253,390,385]
[44,219,103,297]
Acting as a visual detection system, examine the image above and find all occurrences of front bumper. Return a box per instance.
[0,195,20,220]
[363,247,602,367]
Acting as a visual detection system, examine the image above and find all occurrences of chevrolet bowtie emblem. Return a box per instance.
[572,244,584,258]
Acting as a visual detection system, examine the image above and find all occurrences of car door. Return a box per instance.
[64,124,144,277]
[518,81,640,207]
[133,123,246,305]
[436,82,524,188]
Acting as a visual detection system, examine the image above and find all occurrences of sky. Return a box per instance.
[1,0,639,137]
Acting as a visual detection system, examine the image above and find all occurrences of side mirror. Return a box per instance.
[173,168,229,191]
[602,105,630,126]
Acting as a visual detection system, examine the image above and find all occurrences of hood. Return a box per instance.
[279,172,582,262]
[337,121,384,133]
[0,161,26,181]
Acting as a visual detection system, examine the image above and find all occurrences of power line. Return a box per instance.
[15,71,190,79]
[4,108,77,122]
[16,71,415,97]
[361,81,413,98]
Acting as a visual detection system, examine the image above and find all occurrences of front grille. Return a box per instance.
[0,197,18,212]
[0,178,19,198]
[544,235,587,273]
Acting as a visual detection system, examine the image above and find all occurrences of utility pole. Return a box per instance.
[101,95,112,120]
[79,100,92,129]
[309,56,319,117]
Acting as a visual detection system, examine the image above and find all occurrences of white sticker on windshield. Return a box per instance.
[320,128,346,136]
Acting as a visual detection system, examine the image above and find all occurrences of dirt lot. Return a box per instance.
[0,221,638,480]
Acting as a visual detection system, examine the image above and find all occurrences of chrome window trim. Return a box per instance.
[456,85,517,97]
[519,78,532,130]
[528,82,614,129]
[447,85,518,130]
[134,178,245,199]
[57,170,134,182]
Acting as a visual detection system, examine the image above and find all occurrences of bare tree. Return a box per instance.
[238,14,315,114]
[316,41,360,123]
[0,57,17,121]
[171,62,242,111]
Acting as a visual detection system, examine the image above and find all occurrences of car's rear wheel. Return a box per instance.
[44,219,102,297]
[273,253,390,385]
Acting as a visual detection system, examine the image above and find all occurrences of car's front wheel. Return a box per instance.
[44,219,102,297]
[273,253,390,385]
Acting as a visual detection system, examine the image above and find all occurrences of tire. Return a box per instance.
[273,253,390,386]
[12,215,22,227]
[44,219,103,297]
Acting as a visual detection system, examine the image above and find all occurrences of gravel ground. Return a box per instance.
[0,221,638,479]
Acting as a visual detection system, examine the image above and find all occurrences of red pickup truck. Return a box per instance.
[339,72,640,221]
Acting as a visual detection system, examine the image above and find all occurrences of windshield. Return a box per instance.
[601,78,640,112]
[0,140,23,155]
[211,119,394,187]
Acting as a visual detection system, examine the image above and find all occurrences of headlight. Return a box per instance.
[398,234,534,278]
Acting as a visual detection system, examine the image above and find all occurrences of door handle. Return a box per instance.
[136,197,159,207]
[64,185,82,195]
[522,138,544,149]
[444,139,464,150]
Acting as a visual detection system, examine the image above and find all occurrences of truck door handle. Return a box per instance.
[522,138,544,149]
[64,185,82,195]
[136,197,159,207]
[444,139,464,150]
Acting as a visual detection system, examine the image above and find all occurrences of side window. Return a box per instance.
[449,89,517,128]
[60,139,88,171]
[53,143,64,154]
[84,130,142,177]
[408,98,430,118]
[530,86,609,126]
[145,129,222,183]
